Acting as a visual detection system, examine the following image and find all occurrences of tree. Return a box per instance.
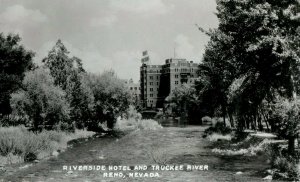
[0,33,34,120]
[10,68,71,131]
[166,84,199,124]
[43,40,90,128]
[86,71,131,130]
[200,0,300,132]
[42,40,73,90]
[65,71,94,129]
[199,0,300,153]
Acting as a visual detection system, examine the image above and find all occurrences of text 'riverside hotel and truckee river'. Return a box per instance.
[63,164,209,171]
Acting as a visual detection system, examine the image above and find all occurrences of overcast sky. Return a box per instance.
[0,0,218,81]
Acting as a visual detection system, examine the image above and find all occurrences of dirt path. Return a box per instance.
[1,126,274,182]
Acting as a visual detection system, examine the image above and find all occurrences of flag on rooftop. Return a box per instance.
[141,56,149,63]
[142,50,148,56]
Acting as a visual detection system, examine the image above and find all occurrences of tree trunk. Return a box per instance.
[222,105,226,127]
[288,136,296,155]
[260,109,270,131]
[291,75,297,99]
[228,113,235,128]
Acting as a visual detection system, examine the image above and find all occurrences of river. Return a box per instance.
[1,126,285,182]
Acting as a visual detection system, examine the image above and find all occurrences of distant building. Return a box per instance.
[140,56,199,109]
[124,78,141,106]
[140,64,162,108]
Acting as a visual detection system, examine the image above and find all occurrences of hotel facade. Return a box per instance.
[140,58,198,109]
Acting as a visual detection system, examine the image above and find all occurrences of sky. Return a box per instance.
[0,0,219,82]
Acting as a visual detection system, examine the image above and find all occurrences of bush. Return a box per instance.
[266,143,300,180]
[0,126,50,163]
[0,126,94,165]
[273,155,299,180]
[114,118,162,132]
[204,122,232,136]
[124,105,142,121]
[232,130,250,142]
[201,116,212,124]
[137,119,163,130]
[207,133,232,142]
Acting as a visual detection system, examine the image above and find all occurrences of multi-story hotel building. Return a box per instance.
[140,57,198,109]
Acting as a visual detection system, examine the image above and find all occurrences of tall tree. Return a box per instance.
[201,0,300,152]
[200,0,300,130]
[0,33,34,120]
[43,40,90,128]
[65,70,94,129]
[197,30,237,127]
[42,39,74,90]
[215,0,300,102]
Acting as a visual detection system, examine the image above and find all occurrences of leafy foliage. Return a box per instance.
[166,84,195,114]
[0,33,34,118]
[204,122,232,136]
[10,68,72,131]
[0,126,94,165]
[85,71,131,130]
[42,40,93,128]
[198,0,300,131]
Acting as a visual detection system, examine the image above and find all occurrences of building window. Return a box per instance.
[134,87,137,90]
[157,76,159,79]
[150,76,153,79]
[175,74,178,78]
[175,81,178,85]
[157,82,159,85]
[130,87,133,90]
[150,88,153,91]
[150,82,153,85]
[150,94,153,97]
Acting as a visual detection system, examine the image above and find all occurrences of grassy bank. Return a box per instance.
[0,126,95,165]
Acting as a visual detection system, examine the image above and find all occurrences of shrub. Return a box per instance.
[0,126,94,165]
[232,130,249,142]
[201,116,212,124]
[146,146,170,165]
[0,126,48,163]
[273,155,299,180]
[207,133,232,142]
[204,122,232,136]
[124,105,142,121]
[137,119,163,130]
[114,118,162,132]
[266,143,300,180]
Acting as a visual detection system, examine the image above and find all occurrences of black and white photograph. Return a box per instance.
[0,0,300,181]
